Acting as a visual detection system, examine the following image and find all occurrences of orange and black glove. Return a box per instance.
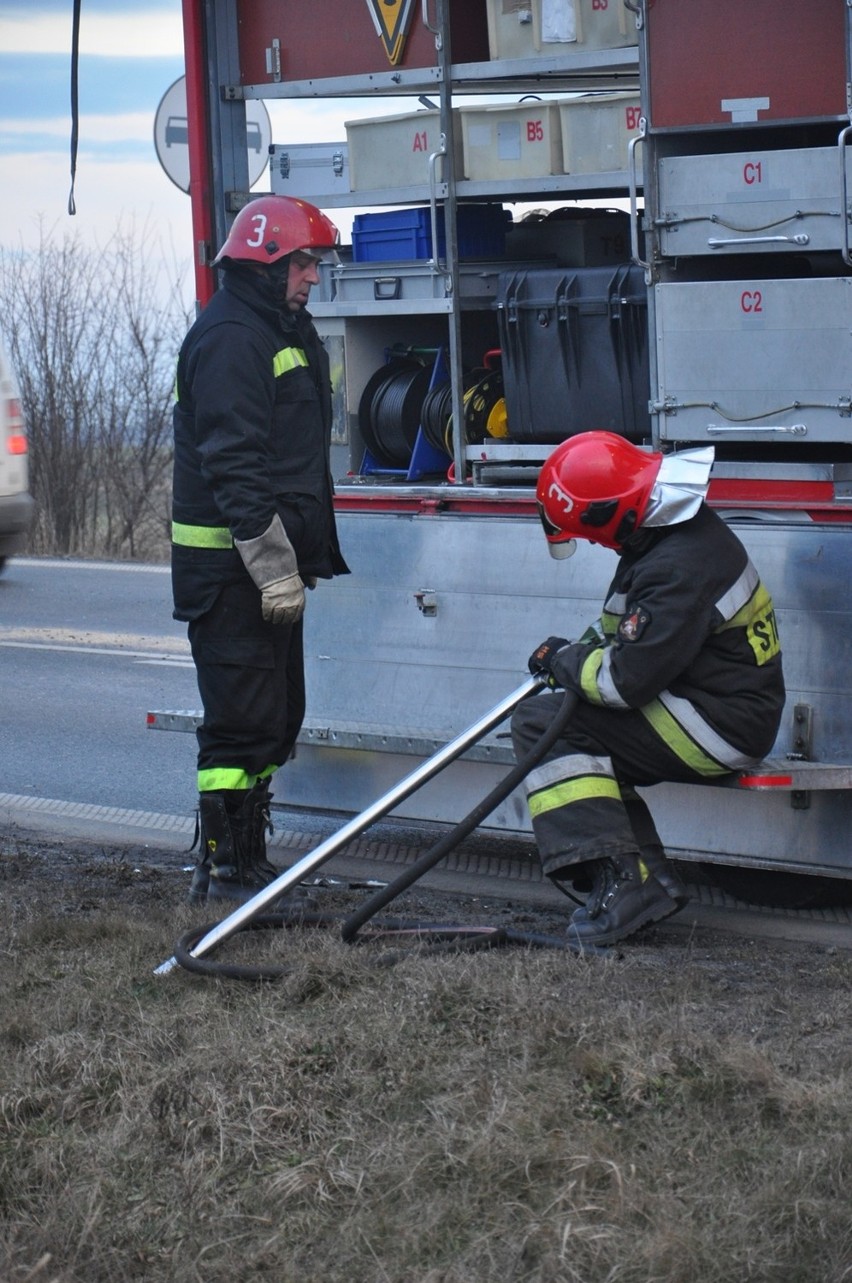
[528,636,572,687]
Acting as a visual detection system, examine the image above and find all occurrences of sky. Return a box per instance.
[0,1,434,286]
[1,4,191,260]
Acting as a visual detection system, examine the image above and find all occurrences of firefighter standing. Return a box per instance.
[171,195,349,906]
[515,431,785,947]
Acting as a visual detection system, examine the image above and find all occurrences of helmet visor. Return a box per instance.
[293,245,340,267]
[537,500,577,558]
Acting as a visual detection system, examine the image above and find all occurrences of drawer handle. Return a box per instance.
[373,277,402,300]
[706,423,808,435]
[708,234,810,248]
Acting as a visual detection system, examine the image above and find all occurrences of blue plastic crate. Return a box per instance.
[352,205,510,262]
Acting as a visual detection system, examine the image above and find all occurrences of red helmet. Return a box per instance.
[536,431,663,556]
[213,195,340,267]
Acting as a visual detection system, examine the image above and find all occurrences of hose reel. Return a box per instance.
[358,357,434,468]
[359,350,509,472]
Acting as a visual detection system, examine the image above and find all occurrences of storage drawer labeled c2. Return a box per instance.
[654,278,852,444]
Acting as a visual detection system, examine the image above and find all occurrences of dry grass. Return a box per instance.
[2,835,852,1283]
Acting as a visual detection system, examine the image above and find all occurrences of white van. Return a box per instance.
[0,331,34,573]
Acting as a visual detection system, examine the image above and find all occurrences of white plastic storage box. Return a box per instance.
[486,0,638,61]
[654,278,852,445]
[558,94,642,175]
[486,0,540,60]
[346,110,463,192]
[460,101,563,181]
[269,142,350,198]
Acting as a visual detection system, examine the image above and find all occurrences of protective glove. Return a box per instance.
[235,514,306,626]
[259,573,305,625]
[528,636,572,687]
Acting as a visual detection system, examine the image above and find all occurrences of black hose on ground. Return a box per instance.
[172,687,595,980]
[340,688,581,945]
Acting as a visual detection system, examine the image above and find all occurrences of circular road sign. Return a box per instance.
[154,76,272,194]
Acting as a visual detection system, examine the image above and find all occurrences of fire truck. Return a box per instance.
[165,0,852,906]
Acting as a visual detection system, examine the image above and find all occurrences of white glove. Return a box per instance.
[261,573,305,626]
[235,514,306,626]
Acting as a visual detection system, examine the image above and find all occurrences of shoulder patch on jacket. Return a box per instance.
[618,603,651,643]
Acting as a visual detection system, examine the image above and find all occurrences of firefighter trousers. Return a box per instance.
[187,578,305,792]
[511,690,727,883]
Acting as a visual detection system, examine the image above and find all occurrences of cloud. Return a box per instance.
[0,9,183,57]
[0,149,193,250]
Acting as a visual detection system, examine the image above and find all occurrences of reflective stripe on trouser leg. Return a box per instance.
[197,767,276,793]
[524,753,639,878]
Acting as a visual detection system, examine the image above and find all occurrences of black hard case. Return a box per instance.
[496,265,651,444]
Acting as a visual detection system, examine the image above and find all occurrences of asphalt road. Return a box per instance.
[0,557,200,822]
[0,555,484,858]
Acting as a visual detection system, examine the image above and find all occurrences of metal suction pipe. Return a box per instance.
[154,674,544,975]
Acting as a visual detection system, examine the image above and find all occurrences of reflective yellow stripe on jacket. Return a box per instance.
[273,347,308,377]
[171,522,233,549]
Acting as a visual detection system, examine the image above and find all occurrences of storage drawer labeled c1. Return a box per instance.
[657,147,851,258]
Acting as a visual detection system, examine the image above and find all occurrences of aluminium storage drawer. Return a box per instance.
[657,147,852,257]
[653,279,852,445]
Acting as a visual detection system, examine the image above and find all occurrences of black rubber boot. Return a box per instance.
[639,844,689,909]
[191,784,315,910]
[187,798,217,905]
[566,849,684,948]
[243,778,280,883]
[187,789,251,904]
[188,791,259,905]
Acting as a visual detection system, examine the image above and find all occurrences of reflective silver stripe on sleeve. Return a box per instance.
[715,560,760,622]
[596,649,630,708]
[603,589,628,615]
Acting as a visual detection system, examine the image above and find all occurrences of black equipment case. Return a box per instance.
[496,264,651,444]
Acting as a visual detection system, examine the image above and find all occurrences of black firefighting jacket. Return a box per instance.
[171,269,349,621]
[550,503,785,771]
